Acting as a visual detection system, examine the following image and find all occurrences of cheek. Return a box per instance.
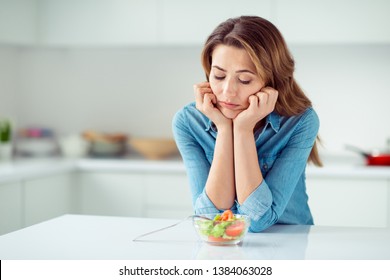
[240,89,256,102]
[209,82,222,96]
[240,94,251,108]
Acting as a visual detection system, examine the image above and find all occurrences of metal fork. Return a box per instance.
[132,215,211,242]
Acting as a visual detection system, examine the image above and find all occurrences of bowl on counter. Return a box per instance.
[192,212,251,246]
[83,131,128,157]
[14,127,59,157]
[128,137,179,160]
[15,138,59,157]
[59,134,90,158]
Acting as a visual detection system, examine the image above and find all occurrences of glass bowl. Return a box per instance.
[192,213,251,246]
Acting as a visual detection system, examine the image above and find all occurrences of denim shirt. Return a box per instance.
[172,102,319,232]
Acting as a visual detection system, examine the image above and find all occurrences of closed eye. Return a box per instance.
[213,75,225,80]
[239,79,251,85]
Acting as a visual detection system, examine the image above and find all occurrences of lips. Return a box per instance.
[219,101,239,110]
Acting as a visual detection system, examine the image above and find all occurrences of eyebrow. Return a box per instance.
[213,65,256,75]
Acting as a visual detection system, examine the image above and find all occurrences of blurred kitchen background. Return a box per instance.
[1,0,390,235]
[1,0,390,155]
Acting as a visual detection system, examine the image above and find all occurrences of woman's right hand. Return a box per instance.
[194,82,231,129]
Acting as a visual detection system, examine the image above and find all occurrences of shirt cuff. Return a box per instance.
[237,179,273,220]
[194,190,220,215]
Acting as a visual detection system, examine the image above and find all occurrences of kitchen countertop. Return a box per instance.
[0,214,389,260]
[1,156,390,184]
[0,157,185,184]
[0,158,76,183]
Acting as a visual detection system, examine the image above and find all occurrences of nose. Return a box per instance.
[222,78,237,97]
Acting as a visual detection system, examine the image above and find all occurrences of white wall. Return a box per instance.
[1,0,389,157]
[1,44,388,156]
[292,44,390,154]
[0,47,18,122]
[15,46,203,138]
[0,0,38,45]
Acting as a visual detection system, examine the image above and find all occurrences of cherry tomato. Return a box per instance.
[225,221,245,237]
[220,210,233,221]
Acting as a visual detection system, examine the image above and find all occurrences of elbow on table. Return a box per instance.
[248,211,279,233]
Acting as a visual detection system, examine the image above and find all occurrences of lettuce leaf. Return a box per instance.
[210,221,232,237]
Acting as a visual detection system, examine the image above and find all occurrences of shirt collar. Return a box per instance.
[266,111,280,133]
[205,111,281,133]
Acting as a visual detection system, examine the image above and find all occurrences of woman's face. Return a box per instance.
[209,44,265,119]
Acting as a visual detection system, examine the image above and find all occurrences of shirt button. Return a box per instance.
[263,163,268,170]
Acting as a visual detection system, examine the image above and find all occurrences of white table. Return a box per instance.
[0,214,389,260]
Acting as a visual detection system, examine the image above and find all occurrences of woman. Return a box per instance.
[172,16,321,232]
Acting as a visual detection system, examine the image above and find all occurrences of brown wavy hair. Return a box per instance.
[201,16,322,166]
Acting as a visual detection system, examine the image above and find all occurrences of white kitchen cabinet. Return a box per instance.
[2,0,389,46]
[76,171,193,219]
[40,0,273,46]
[144,172,193,218]
[160,0,273,45]
[39,0,160,46]
[23,173,75,227]
[76,172,145,217]
[275,0,390,44]
[3,157,390,235]
[0,0,38,45]
[0,181,23,235]
[38,0,390,45]
[306,177,389,228]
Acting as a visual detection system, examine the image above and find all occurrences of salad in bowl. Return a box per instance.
[193,210,251,245]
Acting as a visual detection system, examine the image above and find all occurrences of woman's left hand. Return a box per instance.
[233,87,278,132]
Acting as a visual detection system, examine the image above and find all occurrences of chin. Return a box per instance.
[221,108,241,119]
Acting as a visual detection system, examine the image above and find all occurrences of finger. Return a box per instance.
[194,85,213,96]
[194,85,213,106]
[210,94,217,104]
[261,87,278,105]
[194,82,211,93]
[248,95,259,109]
[202,94,215,113]
[261,86,276,93]
[203,93,215,107]
[194,85,203,106]
[196,81,211,88]
[193,81,212,90]
[195,86,204,107]
[257,92,269,107]
[268,90,278,106]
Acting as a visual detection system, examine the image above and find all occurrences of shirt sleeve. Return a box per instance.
[172,108,220,214]
[237,108,320,232]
